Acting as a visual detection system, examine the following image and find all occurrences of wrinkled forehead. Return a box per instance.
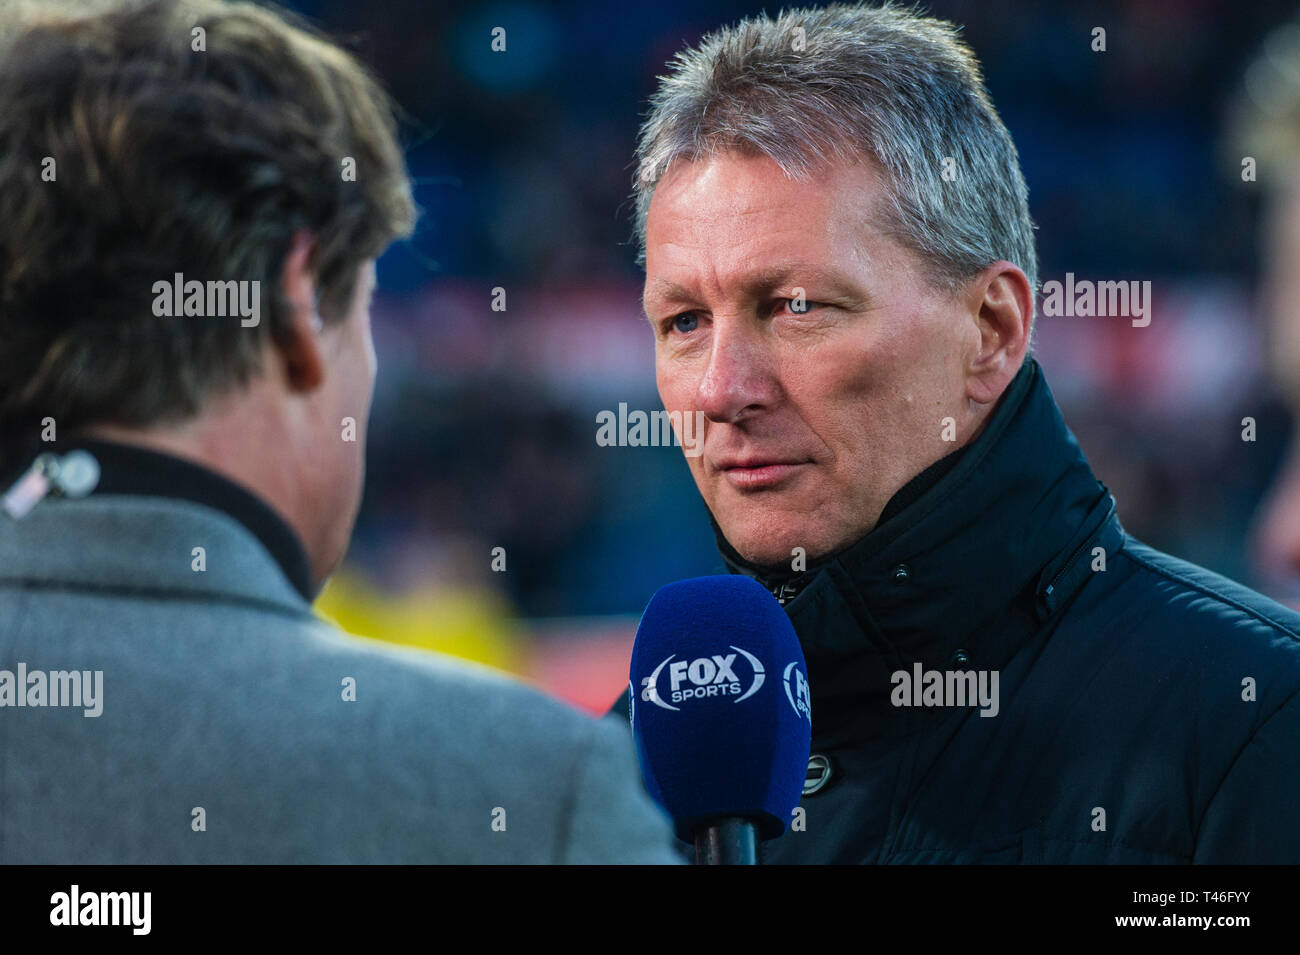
[641,152,892,305]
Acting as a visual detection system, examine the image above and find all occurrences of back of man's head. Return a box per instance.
[0,0,416,581]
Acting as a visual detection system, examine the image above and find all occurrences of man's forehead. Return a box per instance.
[651,151,879,218]
[643,264,859,303]
[643,156,885,298]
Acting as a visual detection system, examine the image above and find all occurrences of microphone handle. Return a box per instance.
[694,818,758,865]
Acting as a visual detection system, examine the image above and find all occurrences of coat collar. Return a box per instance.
[0,493,314,618]
[1,437,316,602]
[714,357,1124,741]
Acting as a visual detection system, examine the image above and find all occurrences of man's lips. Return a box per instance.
[713,457,810,490]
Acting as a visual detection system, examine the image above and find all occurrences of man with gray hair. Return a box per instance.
[611,3,1300,863]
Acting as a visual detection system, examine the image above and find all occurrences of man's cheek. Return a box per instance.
[654,362,675,407]
[657,377,696,419]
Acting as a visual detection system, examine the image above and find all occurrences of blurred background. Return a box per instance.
[275,0,1299,713]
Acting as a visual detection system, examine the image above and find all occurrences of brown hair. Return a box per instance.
[0,0,416,447]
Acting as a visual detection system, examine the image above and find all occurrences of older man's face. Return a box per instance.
[644,152,979,566]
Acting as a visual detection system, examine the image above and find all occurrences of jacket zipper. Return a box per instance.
[1041,497,1117,599]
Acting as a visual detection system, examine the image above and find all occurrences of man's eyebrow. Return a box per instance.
[746,266,860,294]
[643,278,695,312]
[643,266,865,314]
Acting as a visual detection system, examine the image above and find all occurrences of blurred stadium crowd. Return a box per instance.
[279,0,1300,710]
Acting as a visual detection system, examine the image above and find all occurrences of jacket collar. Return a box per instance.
[714,357,1124,741]
[0,493,314,618]
[1,437,316,602]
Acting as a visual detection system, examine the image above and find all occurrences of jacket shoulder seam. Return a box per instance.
[1120,543,1300,642]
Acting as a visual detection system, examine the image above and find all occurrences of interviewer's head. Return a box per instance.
[0,0,415,587]
[635,3,1036,566]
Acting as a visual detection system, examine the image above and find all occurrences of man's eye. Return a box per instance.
[779,298,820,315]
[672,312,699,333]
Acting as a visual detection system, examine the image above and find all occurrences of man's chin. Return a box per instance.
[715,518,824,569]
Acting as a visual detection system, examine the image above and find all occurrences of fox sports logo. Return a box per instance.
[640,646,765,711]
[783,662,811,721]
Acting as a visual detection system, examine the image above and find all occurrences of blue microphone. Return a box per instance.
[629,575,812,864]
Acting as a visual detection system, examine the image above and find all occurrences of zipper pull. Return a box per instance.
[772,579,803,606]
[1,450,100,519]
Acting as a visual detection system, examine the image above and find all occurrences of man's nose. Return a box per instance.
[694,318,780,423]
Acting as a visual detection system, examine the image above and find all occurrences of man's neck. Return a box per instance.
[81,418,320,585]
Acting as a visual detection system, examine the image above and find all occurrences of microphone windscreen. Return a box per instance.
[629,575,812,841]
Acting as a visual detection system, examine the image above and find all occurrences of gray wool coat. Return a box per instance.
[0,493,678,864]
